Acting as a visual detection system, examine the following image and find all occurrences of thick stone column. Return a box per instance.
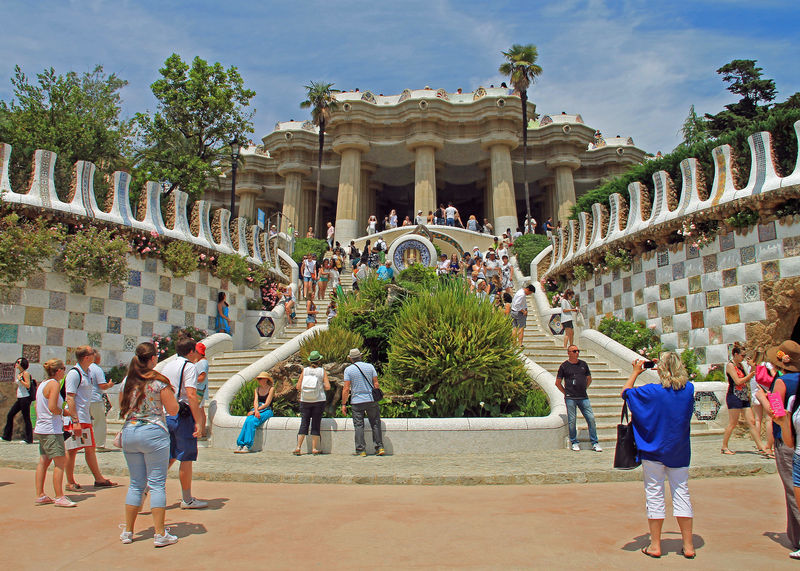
[479,161,494,231]
[547,158,580,224]
[237,188,259,224]
[406,136,443,217]
[333,136,369,245]
[359,163,376,236]
[488,143,518,236]
[278,170,304,234]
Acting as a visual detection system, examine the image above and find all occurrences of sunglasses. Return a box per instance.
[568,349,580,353]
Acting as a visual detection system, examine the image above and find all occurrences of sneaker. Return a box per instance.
[376,448,385,456]
[119,525,133,544]
[180,497,208,509]
[592,444,603,452]
[234,446,248,454]
[54,496,77,508]
[35,495,54,505]
[355,451,367,457]
[571,443,581,451]
[153,529,178,548]
[790,549,800,560]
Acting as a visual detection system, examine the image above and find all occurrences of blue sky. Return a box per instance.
[1,0,798,154]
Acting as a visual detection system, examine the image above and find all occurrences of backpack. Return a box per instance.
[301,368,322,400]
[60,367,83,399]
[28,378,37,400]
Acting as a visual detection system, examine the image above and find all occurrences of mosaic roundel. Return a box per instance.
[389,236,436,271]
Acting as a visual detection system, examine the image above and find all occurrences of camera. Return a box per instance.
[643,360,657,369]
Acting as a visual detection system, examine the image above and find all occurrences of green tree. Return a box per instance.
[678,104,708,148]
[0,65,133,197]
[499,44,542,228]
[705,59,777,136]
[135,54,255,200]
[300,81,338,238]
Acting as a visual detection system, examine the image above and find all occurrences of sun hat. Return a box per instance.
[195,342,206,357]
[767,340,800,372]
[307,350,323,362]
[348,348,362,360]
[256,371,273,381]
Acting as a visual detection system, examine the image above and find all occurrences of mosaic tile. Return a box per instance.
[185,312,195,327]
[67,312,84,330]
[595,300,603,315]
[688,275,702,294]
[159,309,168,322]
[65,347,79,366]
[90,297,105,314]
[70,281,86,295]
[784,237,800,257]
[604,283,611,298]
[0,362,14,382]
[623,276,632,293]
[172,294,183,310]
[87,332,101,348]
[126,302,139,320]
[660,283,671,300]
[706,290,720,308]
[686,244,700,259]
[657,250,669,267]
[759,221,777,243]
[672,262,685,281]
[24,307,43,326]
[743,283,760,303]
[703,254,717,273]
[613,295,622,311]
[740,245,756,265]
[587,289,595,304]
[690,311,704,329]
[678,331,690,349]
[199,270,208,285]
[229,293,236,305]
[662,315,674,334]
[49,291,66,310]
[128,270,142,287]
[46,327,63,346]
[109,283,124,301]
[648,302,658,319]
[142,289,156,305]
[2,288,22,305]
[612,268,621,281]
[694,347,706,363]
[675,296,687,314]
[208,316,217,330]
[123,336,137,352]
[0,324,19,343]
[220,279,229,291]
[725,305,740,324]
[141,321,153,337]
[22,344,40,363]
[645,270,656,287]
[624,308,633,321]
[145,258,158,273]
[632,258,643,274]
[594,273,602,287]
[634,289,644,305]
[719,233,735,251]
[186,282,196,297]
[160,276,172,292]
[107,316,121,334]
[27,272,46,290]
[722,268,737,288]
[709,326,723,345]
[762,261,780,281]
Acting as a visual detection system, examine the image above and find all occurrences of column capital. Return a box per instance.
[406,134,444,152]
[480,132,519,152]
[546,156,581,171]
[276,162,311,177]
[332,135,370,154]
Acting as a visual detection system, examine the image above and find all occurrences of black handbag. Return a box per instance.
[354,364,383,402]
[613,401,641,470]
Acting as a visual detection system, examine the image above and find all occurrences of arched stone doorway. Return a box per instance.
[745,277,800,354]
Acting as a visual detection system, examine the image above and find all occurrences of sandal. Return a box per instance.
[94,480,117,487]
[312,449,322,455]
[759,450,775,459]
[721,448,736,455]
[65,483,83,492]
[292,448,302,456]
[641,545,661,558]
[680,548,696,559]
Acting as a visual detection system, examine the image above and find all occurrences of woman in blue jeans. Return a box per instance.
[119,342,180,547]
[234,372,275,453]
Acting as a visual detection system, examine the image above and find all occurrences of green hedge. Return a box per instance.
[511,233,551,276]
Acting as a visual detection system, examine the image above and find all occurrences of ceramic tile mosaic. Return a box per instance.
[740,245,756,265]
[46,327,63,346]
[624,307,633,321]
[648,302,658,319]
[686,244,700,259]
[675,296,687,314]
[719,233,735,251]
[672,262,685,281]
[645,270,656,287]
[703,254,717,273]
[743,283,760,303]
[196,299,207,315]
[0,362,14,382]
[612,295,621,310]
[763,261,780,281]
[128,270,142,287]
[220,279,229,290]
[785,237,800,257]
[596,300,603,315]
[145,258,158,273]
[159,309,168,322]
[632,258,642,274]
[109,283,124,301]
[229,293,236,305]
[160,276,172,292]
[123,336,137,352]
[594,273,602,286]
[622,276,632,293]
[27,272,46,290]
[126,302,139,319]
[678,331,690,349]
[690,311,704,329]
[22,344,40,363]
[3,288,22,305]
[722,268,738,287]
[611,268,620,281]
[70,281,86,295]
[656,250,669,267]
[706,290,720,308]
[65,347,80,366]
[89,297,105,314]
[67,312,84,330]
[49,291,66,310]
[24,307,43,326]
[87,332,101,348]
[662,315,674,334]
[172,294,183,310]
[199,270,208,285]
[142,289,156,305]
[759,221,777,242]
[660,283,671,300]
[141,321,153,337]
[724,305,740,324]
[107,316,121,334]
[709,326,723,345]
[634,289,643,305]
[603,283,611,298]
[208,316,217,330]
[0,324,19,343]
[186,282,196,297]
[687,276,701,294]
[185,312,195,327]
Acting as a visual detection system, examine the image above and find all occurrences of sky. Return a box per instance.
[1,0,798,154]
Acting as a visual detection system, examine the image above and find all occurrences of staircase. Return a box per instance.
[522,294,724,448]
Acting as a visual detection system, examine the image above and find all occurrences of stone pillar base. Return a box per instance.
[494,215,517,237]
[336,218,358,246]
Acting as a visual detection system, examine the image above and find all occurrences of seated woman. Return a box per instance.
[234,372,275,454]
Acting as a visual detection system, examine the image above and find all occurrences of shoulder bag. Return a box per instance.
[354,363,383,402]
[613,401,640,470]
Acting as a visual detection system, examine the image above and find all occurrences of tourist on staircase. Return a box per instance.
[556,345,601,452]
[306,297,318,330]
[302,253,316,301]
[560,289,579,348]
[510,284,536,345]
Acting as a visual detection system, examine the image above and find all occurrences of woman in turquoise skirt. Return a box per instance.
[216,292,231,334]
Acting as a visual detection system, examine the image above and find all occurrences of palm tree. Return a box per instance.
[300,81,338,238]
[499,44,542,230]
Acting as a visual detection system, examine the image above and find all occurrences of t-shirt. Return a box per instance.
[327,226,335,239]
[161,357,198,405]
[123,379,169,434]
[556,360,591,400]
[88,362,107,403]
[485,258,500,278]
[300,366,327,403]
[65,364,93,423]
[775,372,800,442]
[344,362,378,404]
[15,371,30,399]
[445,206,456,219]
[511,288,528,313]
[195,358,210,405]
[560,297,574,324]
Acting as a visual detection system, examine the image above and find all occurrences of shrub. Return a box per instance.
[604,248,632,272]
[56,225,130,290]
[725,208,760,229]
[572,264,592,282]
[0,212,62,294]
[291,237,328,265]
[215,253,250,285]
[105,364,127,385]
[511,233,551,276]
[397,264,438,290]
[776,198,800,218]
[152,326,208,361]
[162,240,199,277]
[299,327,368,365]
[385,281,530,416]
[597,316,662,359]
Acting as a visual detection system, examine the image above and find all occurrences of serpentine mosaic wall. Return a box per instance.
[543,121,800,370]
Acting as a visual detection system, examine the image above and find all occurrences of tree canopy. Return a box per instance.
[300,81,338,236]
[705,59,777,137]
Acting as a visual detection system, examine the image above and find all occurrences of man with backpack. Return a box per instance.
[88,351,114,450]
[341,348,385,457]
[348,240,360,271]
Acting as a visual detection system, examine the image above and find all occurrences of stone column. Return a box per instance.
[333,135,369,245]
[484,142,519,235]
[278,170,304,234]
[302,184,317,236]
[406,136,443,217]
[547,158,580,225]
[479,161,494,231]
[237,188,260,223]
[359,163,376,236]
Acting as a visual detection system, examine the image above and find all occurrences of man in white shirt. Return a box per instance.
[445,202,458,226]
[511,284,536,345]
[65,346,116,490]
[162,337,207,509]
[326,221,335,248]
[415,210,426,225]
[88,351,114,450]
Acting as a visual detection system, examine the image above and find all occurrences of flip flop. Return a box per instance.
[641,546,661,558]
[94,480,117,487]
[680,548,696,559]
[292,449,302,456]
[65,483,83,492]
[721,448,736,455]
[312,449,322,455]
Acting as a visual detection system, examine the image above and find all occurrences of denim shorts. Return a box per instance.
[166,413,198,461]
[793,452,800,487]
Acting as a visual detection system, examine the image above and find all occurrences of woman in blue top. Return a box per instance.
[216,292,231,334]
[621,353,695,559]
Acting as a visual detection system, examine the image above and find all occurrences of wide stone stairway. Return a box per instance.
[521,293,724,448]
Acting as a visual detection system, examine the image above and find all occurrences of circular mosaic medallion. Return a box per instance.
[388,236,436,271]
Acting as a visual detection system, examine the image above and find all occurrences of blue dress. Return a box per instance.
[216,303,231,334]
